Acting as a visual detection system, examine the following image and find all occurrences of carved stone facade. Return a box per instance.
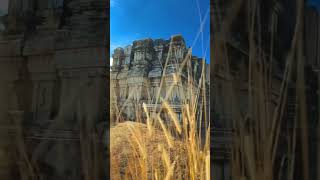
[110,35,209,123]
[0,0,108,179]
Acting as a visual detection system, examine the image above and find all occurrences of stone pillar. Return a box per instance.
[55,47,107,179]
[127,39,154,119]
[111,48,124,71]
[131,39,153,69]
[166,35,187,74]
[27,55,58,123]
[123,45,132,70]
[148,39,164,78]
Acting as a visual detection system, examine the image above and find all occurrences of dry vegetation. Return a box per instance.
[212,0,312,179]
[110,36,210,179]
[110,121,188,180]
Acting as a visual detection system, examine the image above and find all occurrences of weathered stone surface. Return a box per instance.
[110,35,209,121]
[0,0,108,179]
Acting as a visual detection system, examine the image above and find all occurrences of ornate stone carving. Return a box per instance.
[111,35,208,121]
[0,0,108,179]
[123,45,132,69]
[111,47,124,71]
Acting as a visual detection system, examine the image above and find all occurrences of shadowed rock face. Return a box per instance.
[110,121,188,180]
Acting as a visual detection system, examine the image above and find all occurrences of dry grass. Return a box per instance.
[110,36,210,179]
[212,0,311,179]
[110,121,188,180]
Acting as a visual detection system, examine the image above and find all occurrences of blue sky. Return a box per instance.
[110,0,210,64]
[309,0,320,8]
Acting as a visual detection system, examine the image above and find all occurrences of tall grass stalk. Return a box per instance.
[212,0,310,179]
[110,36,210,179]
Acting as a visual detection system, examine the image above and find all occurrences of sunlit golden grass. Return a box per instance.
[110,38,210,179]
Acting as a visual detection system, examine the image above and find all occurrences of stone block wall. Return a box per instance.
[0,0,108,179]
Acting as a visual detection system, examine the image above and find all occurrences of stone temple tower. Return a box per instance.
[110,35,209,123]
[0,0,108,179]
[125,39,153,119]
